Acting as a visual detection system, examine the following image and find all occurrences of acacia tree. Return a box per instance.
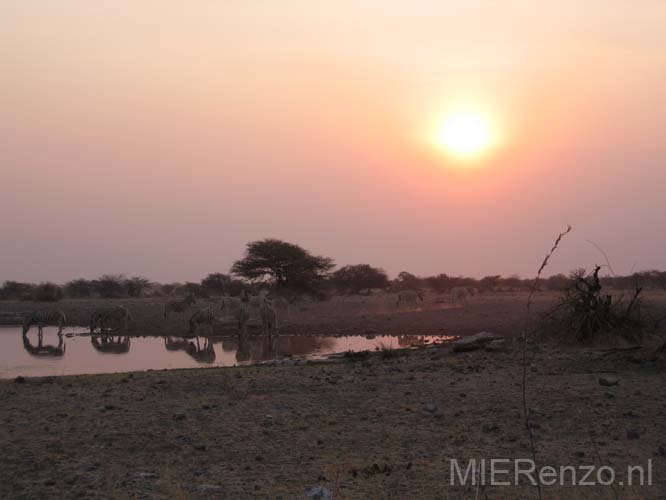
[331,264,389,294]
[231,239,334,294]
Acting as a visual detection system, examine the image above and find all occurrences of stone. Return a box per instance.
[305,486,333,500]
[424,402,437,413]
[452,332,503,352]
[485,339,510,352]
[599,376,619,387]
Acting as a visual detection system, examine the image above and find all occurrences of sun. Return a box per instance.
[435,111,495,159]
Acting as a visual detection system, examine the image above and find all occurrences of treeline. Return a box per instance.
[2,239,665,302]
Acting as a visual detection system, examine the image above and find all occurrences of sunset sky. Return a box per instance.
[2,1,665,283]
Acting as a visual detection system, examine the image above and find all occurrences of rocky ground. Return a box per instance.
[1,335,665,499]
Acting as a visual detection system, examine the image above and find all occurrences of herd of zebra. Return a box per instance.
[19,286,478,342]
[20,290,280,340]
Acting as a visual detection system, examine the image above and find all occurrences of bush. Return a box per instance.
[0,281,36,301]
[546,266,645,342]
[33,282,63,302]
[65,279,94,298]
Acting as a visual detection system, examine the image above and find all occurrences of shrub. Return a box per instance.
[546,266,644,342]
[33,282,63,302]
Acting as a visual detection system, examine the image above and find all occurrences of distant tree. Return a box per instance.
[64,279,94,298]
[183,282,208,298]
[544,274,569,291]
[94,274,126,298]
[500,274,523,290]
[124,276,152,297]
[33,282,63,302]
[393,271,423,291]
[424,273,452,293]
[200,273,246,296]
[480,275,501,292]
[231,239,334,294]
[331,264,389,294]
[0,281,35,301]
[160,283,180,296]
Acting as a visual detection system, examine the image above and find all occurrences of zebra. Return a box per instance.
[451,286,476,305]
[22,309,67,336]
[188,307,214,335]
[260,297,278,337]
[90,306,132,333]
[396,290,424,309]
[164,295,196,319]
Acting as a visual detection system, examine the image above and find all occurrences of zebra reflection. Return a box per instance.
[91,335,131,354]
[22,331,66,357]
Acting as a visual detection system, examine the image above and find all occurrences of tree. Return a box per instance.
[124,276,152,297]
[65,279,94,298]
[231,239,334,294]
[33,282,63,302]
[480,275,501,292]
[331,264,389,294]
[0,281,35,300]
[393,271,423,291]
[424,273,453,293]
[94,275,125,298]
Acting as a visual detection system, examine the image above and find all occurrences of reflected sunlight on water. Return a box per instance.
[0,326,455,378]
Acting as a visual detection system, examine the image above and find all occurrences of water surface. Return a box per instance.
[0,326,453,378]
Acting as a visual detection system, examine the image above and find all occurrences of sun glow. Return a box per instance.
[434,111,496,160]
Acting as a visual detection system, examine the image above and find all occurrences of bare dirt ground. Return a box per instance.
[1,291,665,499]
[1,339,665,499]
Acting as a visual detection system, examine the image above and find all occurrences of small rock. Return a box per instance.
[452,332,503,352]
[305,485,333,500]
[424,402,437,413]
[137,471,160,480]
[482,423,499,433]
[599,376,619,387]
[485,339,510,352]
[173,413,186,421]
[627,429,640,440]
[196,484,222,492]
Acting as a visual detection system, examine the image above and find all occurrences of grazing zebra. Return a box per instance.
[396,290,424,309]
[22,309,67,335]
[451,286,476,304]
[22,331,66,357]
[188,307,214,335]
[260,297,278,337]
[91,335,131,354]
[164,295,196,319]
[90,306,132,333]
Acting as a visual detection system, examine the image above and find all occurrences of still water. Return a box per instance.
[0,326,454,378]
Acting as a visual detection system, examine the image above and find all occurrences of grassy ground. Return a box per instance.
[1,339,665,499]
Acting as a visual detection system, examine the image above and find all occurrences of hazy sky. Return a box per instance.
[2,1,665,283]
